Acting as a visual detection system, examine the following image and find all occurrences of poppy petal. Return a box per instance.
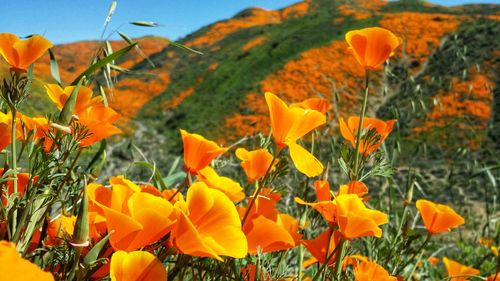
[110,250,167,281]
[286,141,323,177]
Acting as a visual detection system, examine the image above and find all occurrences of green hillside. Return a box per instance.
[116,0,499,172]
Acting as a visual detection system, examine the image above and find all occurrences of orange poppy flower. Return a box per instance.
[339,116,396,155]
[197,166,245,201]
[0,112,50,151]
[354,260,397,281]
[235,148,277,183]
[416,199,465,234]
[172,182,247,260]
[335,194,388,238]
[302,229,342,268]
[78,105,122,147]
[0,33,52,72]
[1,168,36,206]
[479,238,494,247]
[428,256,440,265]
[45,84,121,147]
[89,176,177,251]
[0,240,54,281]
[291,97,331,115]
[345,27,400,70]
[45,84,102,115]
[240,190,300,254]
[442,257,480,281]
[180,129,228,174]
[110,250,167,281]
[266,92,325,177]
[338,180,369,198]
[19,114,50,143]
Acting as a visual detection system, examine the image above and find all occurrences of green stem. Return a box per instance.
[167,171,191,202]
[333,239,348,280]
[394,232,432,275]
[297,208,310,281]
[10,108,18,239]
[352,70,370,181]
[55,148,83,195]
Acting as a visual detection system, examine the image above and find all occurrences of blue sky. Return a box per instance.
[0,0,498,44]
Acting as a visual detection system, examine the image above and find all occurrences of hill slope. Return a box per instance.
[124,0,499,159]
[3,0,498,177]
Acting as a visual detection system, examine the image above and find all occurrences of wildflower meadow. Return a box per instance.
[0,1,499,281]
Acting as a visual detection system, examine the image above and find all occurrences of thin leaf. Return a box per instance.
[117,31,134,44]
[48,48,62,85]
[164,171,186,187]
[59,77,84,124]
[167,156,181,177]
[167,40,203,55]
[130,161,168,190]
[83,231,114,265]
[130,21,160,27]
[109,64,130,73]
[25,64,35,93]
[97,84,109,107]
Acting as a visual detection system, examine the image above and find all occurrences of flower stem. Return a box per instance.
[394,232,432,275]
[352,70,370,180]
[311,238,344,281]
[333,239,348,280]
[167,171,191,202]
[10,108,18,239]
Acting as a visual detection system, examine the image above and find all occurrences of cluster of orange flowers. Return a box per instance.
[186,2,310,48]
[0,83,121,152]
[0,26,493,281]
[241,36,267,52]
[379,12,460,69]
[185,8,282,48]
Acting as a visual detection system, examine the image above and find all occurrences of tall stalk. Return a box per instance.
[10,108,18,238]
[352,70,370,180]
